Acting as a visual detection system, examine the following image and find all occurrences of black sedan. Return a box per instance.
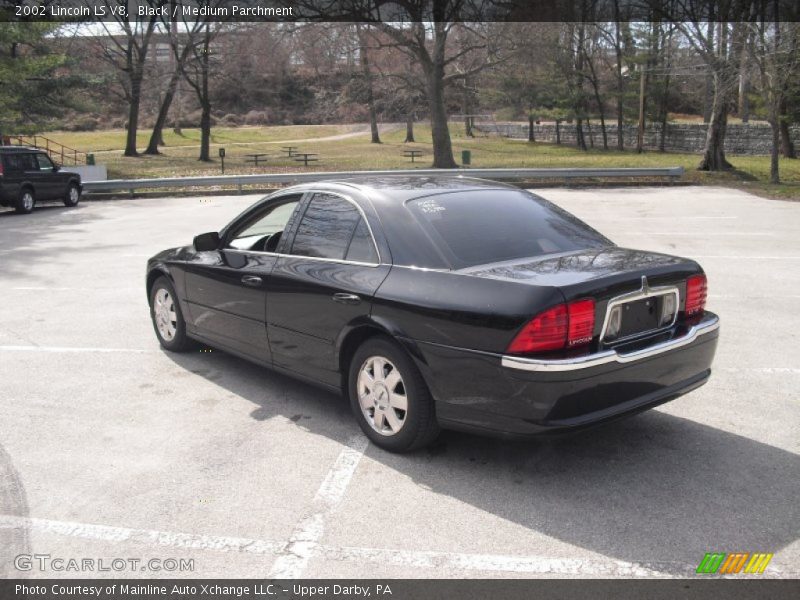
[146,177,719,452]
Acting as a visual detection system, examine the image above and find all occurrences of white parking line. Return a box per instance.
[0,513,684,577]
[10,287,140,292]
[0,345,151,354]
[267,434,369,578]
[623,232,773,236]
[722,367,800,375]
[691,256,800,260]
[318,545,677,577]
[0,514,284,555]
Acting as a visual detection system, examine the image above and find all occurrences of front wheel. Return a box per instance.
[149,276,192,352]
[64,183,80,207]
[348,337,440,452]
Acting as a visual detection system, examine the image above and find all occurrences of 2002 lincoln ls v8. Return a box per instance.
[146,177,719,452]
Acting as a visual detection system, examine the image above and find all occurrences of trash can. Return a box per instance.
[461,150,471,165]
[86,153,95,166]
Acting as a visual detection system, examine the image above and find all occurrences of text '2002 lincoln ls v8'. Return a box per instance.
[146,177,719,452]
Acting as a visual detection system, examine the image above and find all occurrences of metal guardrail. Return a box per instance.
[82,167,685,195]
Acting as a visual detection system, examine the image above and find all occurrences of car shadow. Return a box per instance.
[165,349,800,576]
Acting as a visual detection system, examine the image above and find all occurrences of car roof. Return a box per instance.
[269,176,532,270]
[283,175,519,204]
[0,146,44,153]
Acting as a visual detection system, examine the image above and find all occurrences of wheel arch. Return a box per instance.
[146,267,173,305]
[336,316,429,394]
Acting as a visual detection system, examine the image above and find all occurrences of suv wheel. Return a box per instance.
[64,183,80,207]
[15,189,35,214]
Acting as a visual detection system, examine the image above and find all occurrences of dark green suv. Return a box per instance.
[0,146,82,214]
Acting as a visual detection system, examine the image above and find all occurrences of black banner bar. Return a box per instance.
[2,579,800,600]
[1,0,800,23]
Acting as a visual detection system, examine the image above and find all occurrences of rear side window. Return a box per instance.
[3,153,35,171]
[291,193,363,261]
[345,217,379,264]
[407,190,611,268]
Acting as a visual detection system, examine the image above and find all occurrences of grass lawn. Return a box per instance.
[42,124,800,200]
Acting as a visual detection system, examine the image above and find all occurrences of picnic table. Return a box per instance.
[281,146,298,157]
[403,149,424,163]
[244,153,269,166]
[293,153,319,167]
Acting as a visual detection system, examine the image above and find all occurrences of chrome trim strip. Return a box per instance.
[501,316,719,373]
[223,248,384,269]
[599,275,680,344]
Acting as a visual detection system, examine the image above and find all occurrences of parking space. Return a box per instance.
[0,186,798,579]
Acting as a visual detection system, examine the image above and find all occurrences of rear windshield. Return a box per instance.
[406,190,611,269]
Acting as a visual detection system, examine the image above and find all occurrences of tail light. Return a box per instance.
[685,274,707,316]
[507,299,595,355]
[0,161,4,176]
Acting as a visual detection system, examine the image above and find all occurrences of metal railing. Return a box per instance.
[6,135,89,166]
[82,167,684,195]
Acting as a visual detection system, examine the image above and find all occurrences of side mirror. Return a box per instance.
[52,165,60,172]
[193,231,221,252]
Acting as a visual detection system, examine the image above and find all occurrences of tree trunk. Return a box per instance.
[698,73,732,171]
[357,24,381,144]
[575,118,587,151]
[589,80,608,150]
[124,73,142,157]
[528,114,535,142]
[779,96,796,158]
[613,11,625,151]
[426,63,457,168]
[404,114,415,143]
[779,120,796,159]
[769,118,780,184]
[555,120,561,144]
[703,23,715,124]
[199,102,211,162]
[145,70,181,155]
[198,29,212,162]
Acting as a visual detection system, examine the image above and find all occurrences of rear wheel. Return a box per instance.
[348,337,440,452]
[64,183,80,207]
[15,188,35,214]
[149,276,192,352]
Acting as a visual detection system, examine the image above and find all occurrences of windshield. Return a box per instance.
[406,190,611,269]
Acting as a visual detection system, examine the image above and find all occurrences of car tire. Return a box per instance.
[15,188,35,214]
[149,276,193,352]
[348,336,440,452]
[64,182,80,207]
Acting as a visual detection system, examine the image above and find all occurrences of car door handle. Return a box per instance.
[332,293,361,305]
[241,275,263,287]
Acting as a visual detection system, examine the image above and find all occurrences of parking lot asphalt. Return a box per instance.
[0,186,798,579]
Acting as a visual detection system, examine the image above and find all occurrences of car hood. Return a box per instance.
[148,245,193,264]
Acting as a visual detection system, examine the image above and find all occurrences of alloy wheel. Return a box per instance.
[357,356,408,435]
[153,288,177,341]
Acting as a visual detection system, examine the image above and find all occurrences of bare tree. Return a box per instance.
[145,1,206,155]
[98,0,163,157]
[748,18,800,182]
[179,18,222,162]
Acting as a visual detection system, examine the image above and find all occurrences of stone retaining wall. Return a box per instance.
[479,122,799,155]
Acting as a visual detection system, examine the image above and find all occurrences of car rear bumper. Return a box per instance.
[407,312,719,438]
